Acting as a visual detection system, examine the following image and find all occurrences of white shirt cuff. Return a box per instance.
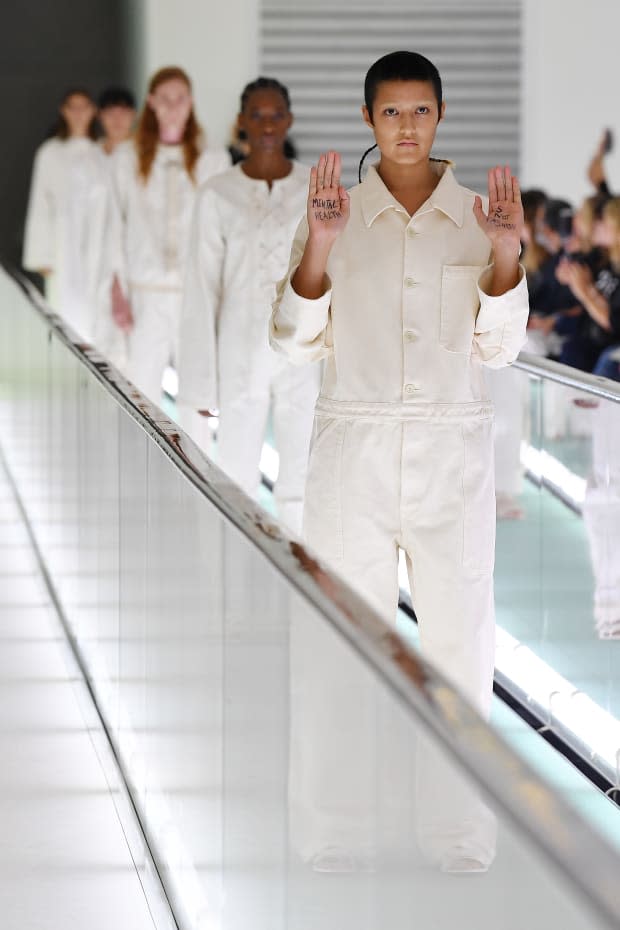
[475,263,528,333]
[275,274,332,344]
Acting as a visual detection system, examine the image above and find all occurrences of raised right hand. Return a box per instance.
[307,151,350,242]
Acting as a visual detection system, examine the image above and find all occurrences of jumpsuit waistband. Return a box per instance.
[314,396,494,423]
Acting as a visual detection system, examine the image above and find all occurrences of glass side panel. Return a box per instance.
[494,365,620,783]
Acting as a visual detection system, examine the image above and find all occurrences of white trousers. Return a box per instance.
[217,363,318,535]
[582,401,620,635]
[125,287,181,406]
[291,399,498,867]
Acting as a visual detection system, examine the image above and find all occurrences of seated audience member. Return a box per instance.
[526,199,582,356]
[558,197,620,376]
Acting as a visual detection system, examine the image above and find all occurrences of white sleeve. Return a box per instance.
[23,144,55,272]
[269,216,333,365]
[177,188,225,410]
[473,264,530,368]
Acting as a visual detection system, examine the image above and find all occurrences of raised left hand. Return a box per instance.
[473,166,523,255]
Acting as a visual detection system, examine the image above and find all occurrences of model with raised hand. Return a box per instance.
[272,51,529,873]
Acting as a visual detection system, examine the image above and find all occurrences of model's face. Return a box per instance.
[61,93,96,137]
[99,105,135,146]
[148,78,193,141]
[238,88,292,154]
[362,80,444,168]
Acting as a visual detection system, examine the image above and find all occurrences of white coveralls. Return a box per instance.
[177,162,320,533]
[109,141,230,408]
[583,399,620,637]
[271,162,529,867]
[23,137,109,342]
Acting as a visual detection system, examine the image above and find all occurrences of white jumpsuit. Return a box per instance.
[177,162,320,533]
[271,162,529,867]
[109,140,230,406]
[23,137,109,342]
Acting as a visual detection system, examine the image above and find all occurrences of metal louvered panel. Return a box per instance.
[260,3,521,192]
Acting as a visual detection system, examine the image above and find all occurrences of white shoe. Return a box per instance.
[310,846,375,874]
[440,853,488,875]
[496,494,525,520]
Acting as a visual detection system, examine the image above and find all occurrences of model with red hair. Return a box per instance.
[107,67,230,406]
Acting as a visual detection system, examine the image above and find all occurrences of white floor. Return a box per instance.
[0,467,160,930]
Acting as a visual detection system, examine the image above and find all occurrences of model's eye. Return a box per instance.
[383,107,398,117]
[416,107,430,115]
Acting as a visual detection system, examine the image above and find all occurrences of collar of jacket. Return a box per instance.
[360,159,463,229]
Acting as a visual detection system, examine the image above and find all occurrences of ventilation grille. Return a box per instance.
[261,3,521,192]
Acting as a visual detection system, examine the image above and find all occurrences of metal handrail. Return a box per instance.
[3,263,620,930]
[515,351,620,402]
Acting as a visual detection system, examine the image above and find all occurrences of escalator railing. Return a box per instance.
[2,264,620,930]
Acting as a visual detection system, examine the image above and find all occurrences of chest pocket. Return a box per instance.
[440,264,484,355]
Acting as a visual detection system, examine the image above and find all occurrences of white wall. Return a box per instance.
[522,0,620,200]
[141,0,260,147]
[137,0,620,200]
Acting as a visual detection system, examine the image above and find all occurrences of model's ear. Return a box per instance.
[361,105,373,130]
[439,100,446,123]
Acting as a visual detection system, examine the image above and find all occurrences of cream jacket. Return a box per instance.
[110,141,230,291]
[177,161,310,411]
[270,162,529,405]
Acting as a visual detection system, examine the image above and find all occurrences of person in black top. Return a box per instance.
[526,199,584,357]
[558,197,620,377]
